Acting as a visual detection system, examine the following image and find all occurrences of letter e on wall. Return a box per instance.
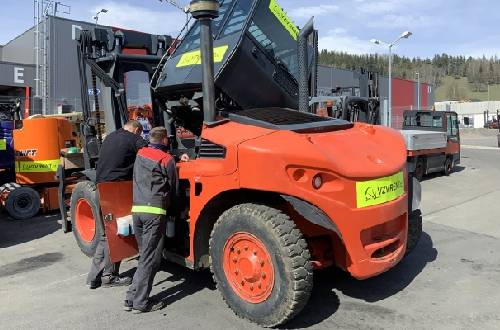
[14,67,24,84]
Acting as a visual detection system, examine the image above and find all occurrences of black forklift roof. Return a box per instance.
[155,0,313,110]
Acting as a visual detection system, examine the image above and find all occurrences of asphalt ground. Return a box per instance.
[1,136,499,329]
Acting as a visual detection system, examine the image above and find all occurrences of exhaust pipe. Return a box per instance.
[298,17,314,113]
[189,0,219,124]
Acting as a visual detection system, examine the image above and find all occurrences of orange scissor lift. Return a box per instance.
[0,117,75,219]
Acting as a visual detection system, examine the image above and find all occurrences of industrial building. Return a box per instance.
[435,101,500,128]
[0,15,434,125]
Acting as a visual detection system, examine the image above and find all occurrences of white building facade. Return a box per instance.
[435,101,500,128]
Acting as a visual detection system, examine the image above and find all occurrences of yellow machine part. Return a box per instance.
[13,117,75,185]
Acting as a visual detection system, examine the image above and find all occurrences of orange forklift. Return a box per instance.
[61,0,422,326]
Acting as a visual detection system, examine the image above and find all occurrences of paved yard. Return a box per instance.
[1,138,499,329]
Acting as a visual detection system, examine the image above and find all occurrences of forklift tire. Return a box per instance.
[414,157,425,181]
[70,181,103,257]
[443,157,453,176]
[405,209,422,256]
[5,187,41,220]
[209,204,313,328]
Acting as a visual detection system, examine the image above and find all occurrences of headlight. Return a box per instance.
[411,177,421,211]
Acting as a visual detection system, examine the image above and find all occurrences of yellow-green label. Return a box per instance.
[0,139,6,151]
[176,45,229,68]
[16,159,61,173]
[356,171,405,208]
[269,0,299,40]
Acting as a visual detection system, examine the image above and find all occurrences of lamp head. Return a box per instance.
[401,31,412,39]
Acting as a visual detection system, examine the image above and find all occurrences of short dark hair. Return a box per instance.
[149,126,168,144]
[124,120,143,132]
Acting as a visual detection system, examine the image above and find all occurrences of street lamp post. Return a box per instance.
[371,31,413,127]
[93,8,108,27]
[416,72,420,110]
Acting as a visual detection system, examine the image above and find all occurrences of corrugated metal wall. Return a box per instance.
[49,17,98,114]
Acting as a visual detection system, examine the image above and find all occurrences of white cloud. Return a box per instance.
[357,0,400,14]
[89,2,187,36]
[376,14,434,28]
[289,5,339,19]
[319,29,378,55]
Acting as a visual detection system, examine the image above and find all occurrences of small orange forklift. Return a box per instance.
[61,0,422,327]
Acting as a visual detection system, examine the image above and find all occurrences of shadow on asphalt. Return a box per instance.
[333,231,437,303]
[286,231,437,328]
[0,252,63,277]
[0,213,60,249]
[125,262,216,311]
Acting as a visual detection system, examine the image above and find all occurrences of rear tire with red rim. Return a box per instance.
[70,181,103,257]
[209,204,313,327]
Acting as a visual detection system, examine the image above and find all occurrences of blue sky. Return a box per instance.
[1,0,498,58]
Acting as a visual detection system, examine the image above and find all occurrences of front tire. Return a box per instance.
[414,157,425,181]
[209,204,313,328]
[443,157,454,176]
[70,181,103,257]
[5,186,40,220]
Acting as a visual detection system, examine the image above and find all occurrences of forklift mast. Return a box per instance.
[76,27,171,170]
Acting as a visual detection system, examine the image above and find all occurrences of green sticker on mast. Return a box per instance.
[269,0,299,40]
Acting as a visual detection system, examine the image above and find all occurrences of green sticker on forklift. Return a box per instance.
[15,159,61,173]
[176,45,229,67]
[356,171,405,208]
[0,139,6,151]
[269,0,299,40]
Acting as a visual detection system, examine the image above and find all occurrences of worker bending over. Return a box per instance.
[87,120,147,289]
[124,127,181,313]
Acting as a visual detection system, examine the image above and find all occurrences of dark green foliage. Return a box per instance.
[319,51,500,91]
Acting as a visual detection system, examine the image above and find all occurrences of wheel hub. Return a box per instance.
[15,194,31,209]
[223,232,275,304]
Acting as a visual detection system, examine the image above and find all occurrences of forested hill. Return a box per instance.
[319,50,500,101]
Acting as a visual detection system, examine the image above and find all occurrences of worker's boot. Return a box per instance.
[101,275,132,288]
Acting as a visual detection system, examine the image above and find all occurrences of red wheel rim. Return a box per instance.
[223,232,275,304]
[75,199,96,243]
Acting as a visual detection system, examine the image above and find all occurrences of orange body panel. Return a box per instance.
[98,181,139,263]
[101,120,409,280]
[41,186,60,211]
[179,121,408,279]
[13,117,74,185]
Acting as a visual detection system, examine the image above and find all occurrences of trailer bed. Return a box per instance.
[400,130,447,151]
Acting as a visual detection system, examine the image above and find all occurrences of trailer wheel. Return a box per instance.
[70,181,103,257]
[405,209,422,256]
[443,157,454,176]
[5,187,41,220]
[209,204,313,328]
[414,157,425,181]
